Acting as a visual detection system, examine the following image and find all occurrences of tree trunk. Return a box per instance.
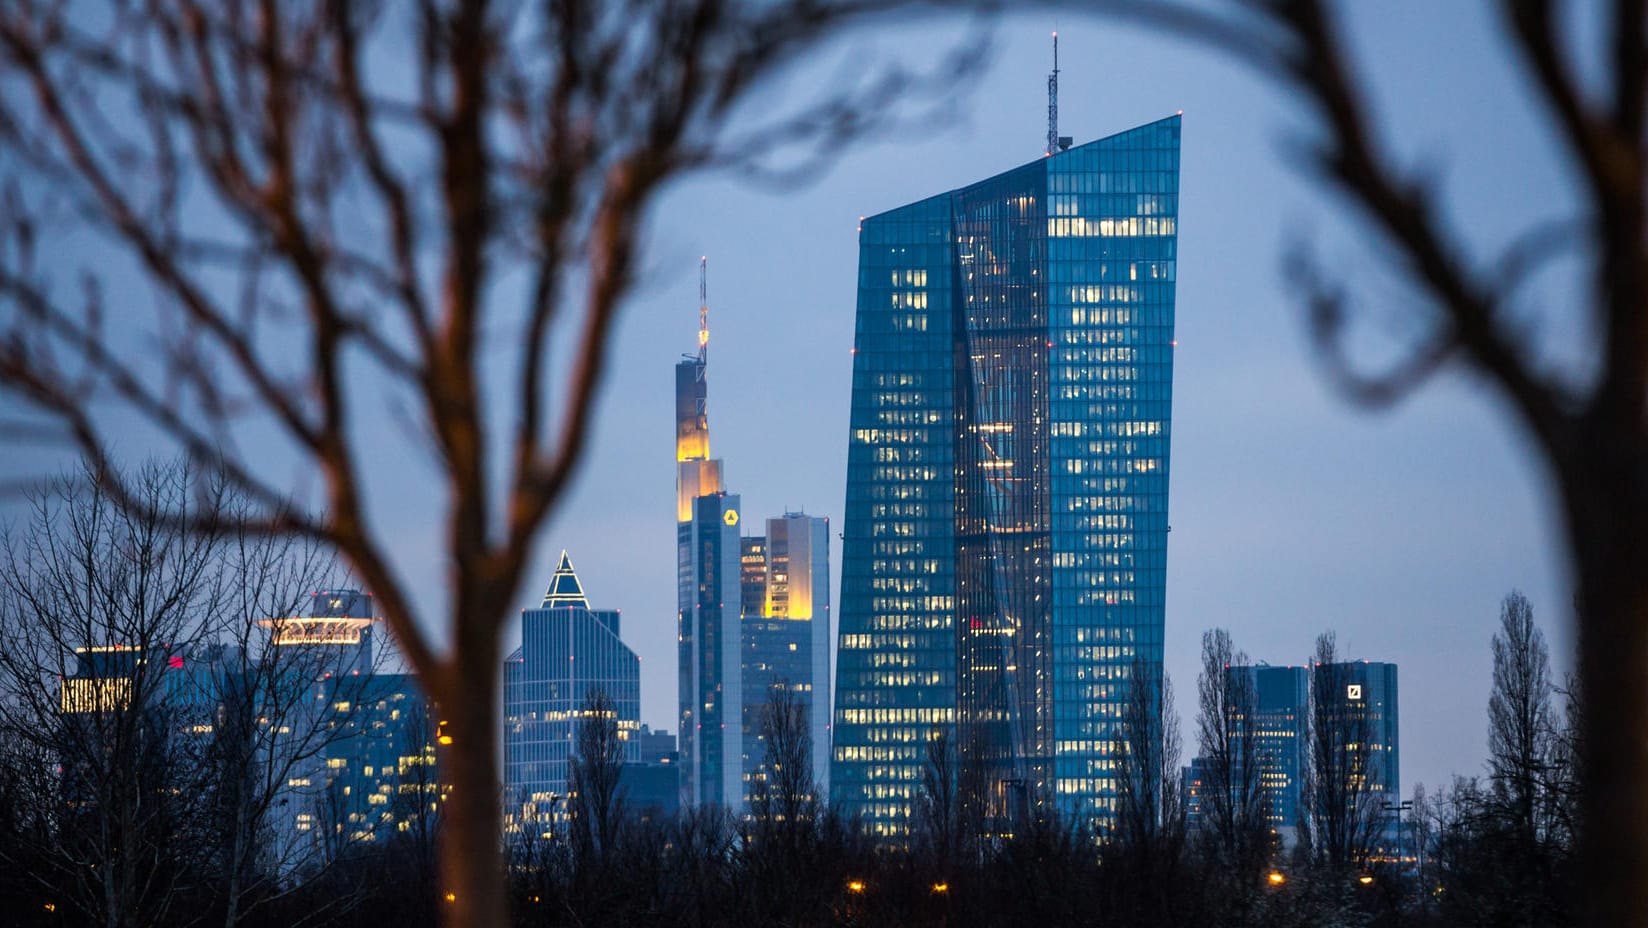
[436,654,507,928]
[1566,438,1648,928]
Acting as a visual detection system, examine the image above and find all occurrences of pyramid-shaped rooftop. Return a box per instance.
[540,551,589,609]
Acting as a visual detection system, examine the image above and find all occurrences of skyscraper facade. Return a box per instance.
[1316,660,1400,805]
[1230,664,1309,834]
[832,116,1182,835]
[503,552,642,812]
[741,512,833,798]
[677,261,745,809]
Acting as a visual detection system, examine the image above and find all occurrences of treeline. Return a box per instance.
[480,592,1577,928]
[0,464,414,928]
[0,462,1577,927]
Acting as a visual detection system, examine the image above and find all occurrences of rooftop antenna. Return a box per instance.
[697,256,709,364]
[1046,31,1059,157]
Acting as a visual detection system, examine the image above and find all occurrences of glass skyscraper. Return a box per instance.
[1317,660,1400,804]
[1228,663,1310,838]
[504,552,642,812]
[741,512,834,799]
[677,261,745,809]
[832,116,1181,835]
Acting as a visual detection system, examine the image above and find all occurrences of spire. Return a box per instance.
[698,256,709,364]
[1046,31,1059,157]
[541,550,589,609]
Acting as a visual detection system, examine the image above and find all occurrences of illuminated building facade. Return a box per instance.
[265,589,377,675]
[265,590,448,861]
[1316,660,1400,808]
[832,116,1182,835]
[676,260,746,810]
[299,672,445,850]
[1233,664,1309,834]
[504,552,642,813]
[740,512,833,799]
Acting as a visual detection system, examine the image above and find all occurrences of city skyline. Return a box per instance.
[520,15,1566,802]
[0,12,1569,803]
[0,1,1622,922]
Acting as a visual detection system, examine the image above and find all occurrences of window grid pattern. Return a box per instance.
[833,116,1181,835]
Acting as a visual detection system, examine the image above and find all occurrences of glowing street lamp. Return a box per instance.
[847,880,865,894]
[1358,874,1375,886]
[931,882,950,894]
[1267,871,1286,886]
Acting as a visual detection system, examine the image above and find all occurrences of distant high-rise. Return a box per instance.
[741,512,833,800]
[503,553,642,812]
[266,588,378,675]
[1316,660,1400,807]
[832,116,1182,836]
[677,259,744,809]
[1230,664,1309,836]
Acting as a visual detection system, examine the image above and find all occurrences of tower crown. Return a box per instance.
[541,551,589,609]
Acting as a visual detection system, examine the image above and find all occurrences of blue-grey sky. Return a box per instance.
[4,3,1582,798]
[533,4,1575,796]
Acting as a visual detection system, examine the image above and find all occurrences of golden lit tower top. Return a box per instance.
[675,257,723,519]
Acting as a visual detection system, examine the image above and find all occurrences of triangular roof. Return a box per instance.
[540,551,589,609]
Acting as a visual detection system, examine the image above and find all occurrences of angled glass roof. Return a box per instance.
[540,551,589,609]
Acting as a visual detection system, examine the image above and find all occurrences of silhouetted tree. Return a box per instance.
[0,464,226,928]
[1302,633,1381,872]
[1195,628,1269,897]
[1075,2,1648,921]
[1109,656,1188,926]
[0,5,982,924]
[567,687,626,867]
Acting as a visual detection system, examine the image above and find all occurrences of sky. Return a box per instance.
[3,3,1588,798]
[534,3,1577,796]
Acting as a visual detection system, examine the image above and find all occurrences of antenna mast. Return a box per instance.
[1046,32,1059,157]
[698,256,709,364]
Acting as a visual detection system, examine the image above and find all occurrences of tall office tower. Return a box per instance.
[303,672,444,851]
[741,536,769,617]
[741,512,834,800]
[1228,664,1310,838]
[504,552,641,813]
[1314,660,1400,814]
[263,588,389,862]
[833,116,1182,835]
[677,259,744,809]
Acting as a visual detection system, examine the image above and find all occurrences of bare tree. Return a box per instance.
[0,463,228,928]
[1057,1,1648,921]
[199,519,371,928]
[914,726,962,873]
[1487,593,1558,850]
[750,682,817,839]
[1302,632,1381,872]
[0,5,981,923]
[1464,591,1572,925]
[567,686,626,865]
[1110,656,1186,926]
[1114,657,1183,853]
[1194,628,1268,883]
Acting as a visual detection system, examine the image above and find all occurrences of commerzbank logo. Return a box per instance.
[723,509,739,527]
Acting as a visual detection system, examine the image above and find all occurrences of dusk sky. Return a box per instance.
[542,3,1576,795]
[3,3,1587,798]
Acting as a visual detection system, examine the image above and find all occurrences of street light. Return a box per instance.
[1358,874,1375,886]
[931,882,950,894]
[1267,871,1286,886]
[847,880,865,894]
[1382,799,1415,869]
